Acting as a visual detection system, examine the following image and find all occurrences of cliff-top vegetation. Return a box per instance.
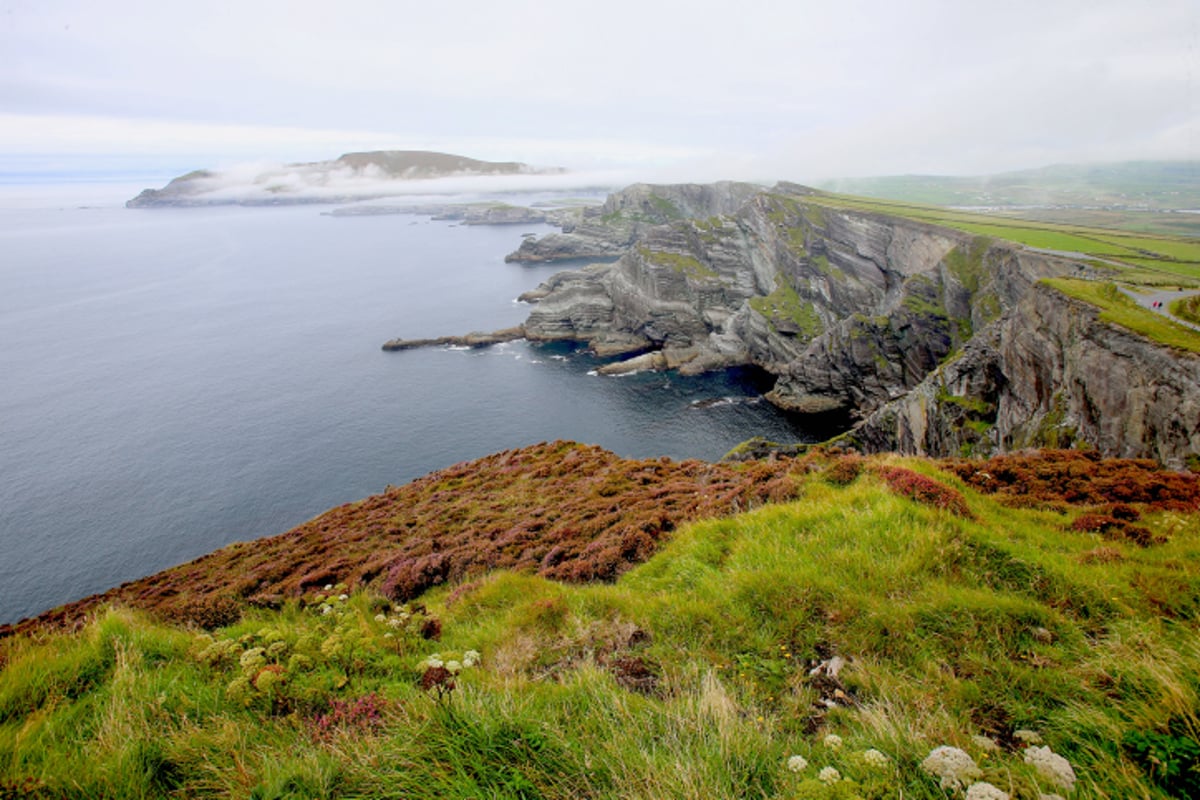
[3,445,1199,798]
[781,188,1200,355]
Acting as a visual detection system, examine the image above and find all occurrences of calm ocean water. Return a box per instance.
[0,182,837,624]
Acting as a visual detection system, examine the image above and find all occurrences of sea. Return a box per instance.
[0,179,840,625]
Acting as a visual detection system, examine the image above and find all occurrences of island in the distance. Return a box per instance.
[126,150,566,207]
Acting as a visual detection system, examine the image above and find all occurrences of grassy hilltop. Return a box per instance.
[798,189,1200,356]
[3,446,1200,799]
[819,162,1200,237]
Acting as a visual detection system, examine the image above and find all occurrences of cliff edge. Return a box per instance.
[506,182,1200,467]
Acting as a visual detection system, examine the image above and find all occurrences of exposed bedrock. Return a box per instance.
[850,284,1200,468]
[510,180,1199,462]
[504,181,761,263]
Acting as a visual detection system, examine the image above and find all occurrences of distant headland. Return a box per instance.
[126,150,566,207]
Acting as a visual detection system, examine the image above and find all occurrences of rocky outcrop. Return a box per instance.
[505,180,1200,464]
[369,178,1197,463]
[504,181,760,263]
[517,184,1035,393]
[850,284,1200,468]
[381,326,526,351]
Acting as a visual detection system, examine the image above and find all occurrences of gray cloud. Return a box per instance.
[1,0,1195,180]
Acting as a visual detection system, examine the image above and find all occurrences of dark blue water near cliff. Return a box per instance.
[0,185,836,624]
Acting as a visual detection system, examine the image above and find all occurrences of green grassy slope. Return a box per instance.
[818,162,1200,234]
[3,451,1198,799]
[789,189,1200,354]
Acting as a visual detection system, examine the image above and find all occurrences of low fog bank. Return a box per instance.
[136,160,648,206]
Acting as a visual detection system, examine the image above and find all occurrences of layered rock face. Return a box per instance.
[515,181,1200,465]
[505,181,760,263]
[852,284,1200,468]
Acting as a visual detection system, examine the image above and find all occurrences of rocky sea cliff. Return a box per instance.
[431,181,1200,467]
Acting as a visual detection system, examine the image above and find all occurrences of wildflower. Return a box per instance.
[374,613,387,623]
[420,665,456,701]
[786,755,809,772]
[320,604,333,616]
[384,632,394,639]
[463,649,481,667]
[1023,746,1076,792]
[1014,729,1043,745]
[388,617,404,628]
[971,735,1001,753]
[446,660,463,674]
[921,746,982,790]
[324,584,333,591]
[823,733,844,750]
[861,748,890,769]
[965,782,1010,800]
[818,766,841,784]
[420,654,444,670]
[338,593,349,602]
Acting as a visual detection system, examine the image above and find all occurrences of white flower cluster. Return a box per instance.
[1023,745,1076,792]
[861,748,890,769]
[921,746,983,790]
[965,782,1010,800]
[419,650,481,674]
[823,733,844,750]
[971,734,1002,753]
[786,754,808,773]
[312,584,351,616]
[371,604,420,634]
[817,766,841,784]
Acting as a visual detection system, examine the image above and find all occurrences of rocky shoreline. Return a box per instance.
[384,180,1200,467]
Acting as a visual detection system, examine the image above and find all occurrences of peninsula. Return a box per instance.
[389,180,1200,468]
[126,150,567,207]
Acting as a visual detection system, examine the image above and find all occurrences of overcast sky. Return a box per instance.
[1,0,1197,182]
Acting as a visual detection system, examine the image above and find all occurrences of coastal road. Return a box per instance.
[1026,244,1200,332]
[1119,287,1200,333]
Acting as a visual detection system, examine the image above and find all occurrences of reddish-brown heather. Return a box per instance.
[1,441,803,638]
[942,450,1200,510]
[873,465,974,518]
[823,454,865,486]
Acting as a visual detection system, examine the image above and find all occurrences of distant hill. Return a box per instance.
[819,161,1200,237]
[820,161,1200,209]
[126,150,566,207]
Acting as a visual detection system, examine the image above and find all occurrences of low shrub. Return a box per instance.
[824,455,865,486]
[943,450,1200,509]
[875,466,973,517]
